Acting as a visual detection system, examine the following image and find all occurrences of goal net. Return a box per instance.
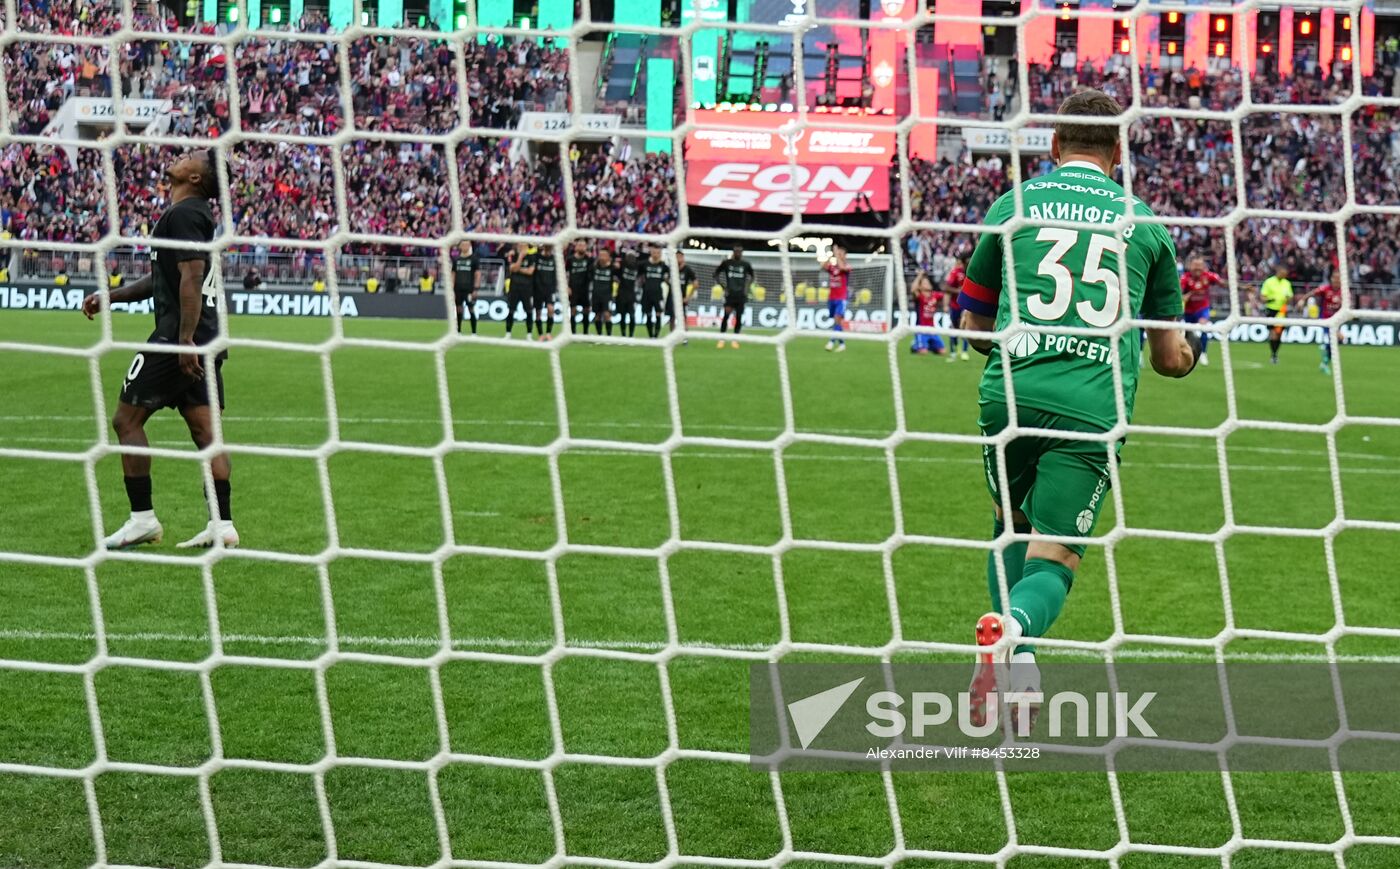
[3,0,1400,866]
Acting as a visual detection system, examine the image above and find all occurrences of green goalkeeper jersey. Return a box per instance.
[959,161,1183,431]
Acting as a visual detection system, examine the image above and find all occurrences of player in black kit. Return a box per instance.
[589,248,617,335]
[667,250,697,341]
[532,242,559,341]
[640,244,669,338]
[504,242,536,339]
[452,241,480,334]
[567,239,592,334]
[616,250,641,337]
[80,150,237,550]
[717,244,755,348]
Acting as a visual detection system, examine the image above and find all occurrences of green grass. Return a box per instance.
[1,310,1398,867]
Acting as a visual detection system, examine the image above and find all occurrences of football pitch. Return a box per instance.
[2,309,1399,868]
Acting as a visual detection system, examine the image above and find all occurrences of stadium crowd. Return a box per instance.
[4,9,1398,306]
[2,0,670,259]
[902,58,1400,299]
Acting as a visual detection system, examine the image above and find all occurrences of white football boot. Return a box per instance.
[102,512,163,550]
[176,520,240,549]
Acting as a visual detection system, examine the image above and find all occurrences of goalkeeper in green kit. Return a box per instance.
[954,90,1201,729]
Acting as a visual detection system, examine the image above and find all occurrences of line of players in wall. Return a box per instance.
[448,240,857,350]
[448,239,764,343]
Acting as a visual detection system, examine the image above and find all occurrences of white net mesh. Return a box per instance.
[3,0,1400,865]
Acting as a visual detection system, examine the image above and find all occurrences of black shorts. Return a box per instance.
[119,339,225,411]
[642,292,664,312]
[591,292,612,312]
[570,287,590,309]
[453,287,474,302]
[533,289,554,308]
[615,295,636,314]
[507,287,532,310]
[725,293,747,310]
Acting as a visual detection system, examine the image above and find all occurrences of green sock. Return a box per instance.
[987,518,1033,654]
[1008,558,1074,639]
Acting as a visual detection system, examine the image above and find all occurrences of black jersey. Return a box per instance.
[642,261,668,298]
[678,265,697,294]
[618,262,640,300]
[718,258,754,296]
[452,250,478,295]
[590,263,617,298]
[150,196,218,347]
[534,254,558,299]
[507,247,536,295]
[567,254,592,292]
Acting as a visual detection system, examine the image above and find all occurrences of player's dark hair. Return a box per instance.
[197,150,221,200]
[1054,89,1122,161]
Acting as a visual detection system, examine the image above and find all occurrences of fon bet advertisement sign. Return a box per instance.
[684,110,895,215]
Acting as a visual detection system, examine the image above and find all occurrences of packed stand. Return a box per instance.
[464,36,571,129]
[341,141,453,242]
[904,153,1008,227]
[456,140,564,235]
[905,60,1400,303]
[350,36,457,134]
[4,39,111,135]
[1,143,108,244]
[236,26,343,137]
[572,147,678,235]
[229,142,336,241]
[11,0,130,34]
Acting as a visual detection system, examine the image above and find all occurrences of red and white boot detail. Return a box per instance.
[968,612,1025,729]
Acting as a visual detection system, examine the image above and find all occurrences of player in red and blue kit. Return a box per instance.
[944,257,970,361]
[1297,278,1343,375]
[1180,257,1224,366]
[824,243,851,352]
[909,272,947,355]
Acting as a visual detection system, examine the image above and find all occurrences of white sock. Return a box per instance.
[130,509,156,521]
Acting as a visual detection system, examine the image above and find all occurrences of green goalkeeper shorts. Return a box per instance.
[978,400,1120,557]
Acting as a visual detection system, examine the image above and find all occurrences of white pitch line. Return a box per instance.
[3,414,1395,462]
[0,629,1396,663]
[5,437,1399,476]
